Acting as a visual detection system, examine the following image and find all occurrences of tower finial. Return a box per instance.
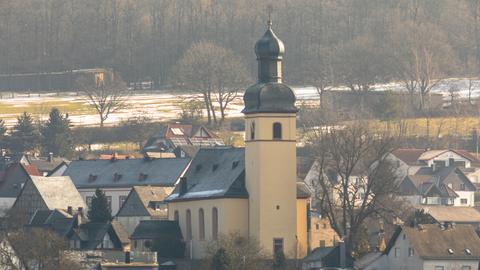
[267,4,273,28]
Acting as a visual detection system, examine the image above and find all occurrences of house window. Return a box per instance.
[273,238,284,255]
[273,122,282,140]
[86,196,93,208]
[199,209,205,240]
[212,207,219,240]
[250,121,255,140]
[315,224,319,230]
[461,198,468,205]
[435,266,444,270]
[460,184,466,191]
[186,209,192,240]
[408,248,414,257]
[119,195,127,210]
[394,247,400,257]
[462,266,471,270]
[106,196,112,211]
[319,240,326,247]
[174,210,179,221]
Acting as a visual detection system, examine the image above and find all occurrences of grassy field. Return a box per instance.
[366,116,480,137]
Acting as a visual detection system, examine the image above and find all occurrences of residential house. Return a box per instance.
[309,211,339,250]
[362,224,480,270]
[116,186,171,235]
[416,205,480,229]
[28,209,129,251]
[23,154,70,176]
[130,220,183,253]
[62,157,190,215]
[0,163,41,216]
[10,176,87,222]
[398,166,476,206]
[390,148,480,180]
[142,124,225,155]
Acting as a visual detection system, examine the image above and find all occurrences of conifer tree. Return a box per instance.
[8,112,39,154]
[88,188,112,222]
[40,108,73,158]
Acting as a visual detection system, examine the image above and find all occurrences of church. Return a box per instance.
[165,20,311,259]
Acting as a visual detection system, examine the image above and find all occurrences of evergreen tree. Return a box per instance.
[211,248,230,270]
[272,249,287,270]
[8,112,39,154]
[41,108,73,158]
[88,188,112,222]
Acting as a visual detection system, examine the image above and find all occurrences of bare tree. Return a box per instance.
[307,124,400,255]
[76,72,129,127]
[172,41,250,126]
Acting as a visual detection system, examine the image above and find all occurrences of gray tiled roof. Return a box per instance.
[30,176,87,210]
[130,220,182,240]
[166,148,247,201]
[63,158,190,189]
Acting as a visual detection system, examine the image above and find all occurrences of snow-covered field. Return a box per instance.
[0,78,478,127]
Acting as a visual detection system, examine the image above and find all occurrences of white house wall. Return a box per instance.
[423,259,479,270]
[385,231,423,270]
[426,151,471,168]
[78,187,131,215]
[453,191,475,207]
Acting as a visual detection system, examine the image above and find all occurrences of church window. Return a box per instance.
[273,238,284,255]
[174,210,179,221]
[250,121,256,140]
[186,209,192,240]
[273,122,282,140]
[199,209,205,240]
[212,207,219,240]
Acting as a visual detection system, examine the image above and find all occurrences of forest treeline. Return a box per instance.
[0,0,478,90]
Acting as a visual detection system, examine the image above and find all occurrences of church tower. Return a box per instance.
[242,20,298,257]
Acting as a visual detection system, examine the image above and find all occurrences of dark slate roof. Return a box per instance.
[130,220,183,240]
[63,158,190,188]
[303,246,354,267]
[166,148,247,201]
[386,224,480,260]
[78,221,128,249]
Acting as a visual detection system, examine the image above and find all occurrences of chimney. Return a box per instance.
[179,177,188,196]
[48,152,53,162]
[67,206,73,215]
[339,239,346,269]
[125,251,131,264]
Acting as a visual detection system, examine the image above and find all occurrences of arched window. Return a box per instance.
[174,210,179,221]
[250,121,255,140]
[212,207,219,240]
[273,122,282,139]
[186,209,192,240]
[199,209,205,240]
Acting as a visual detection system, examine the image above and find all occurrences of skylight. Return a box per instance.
[447,248,454,254]
[171,128,184,135]
[465,248,472,255]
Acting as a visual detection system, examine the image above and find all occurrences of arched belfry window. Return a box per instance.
[273,122,282,140]
[250,121,256,140]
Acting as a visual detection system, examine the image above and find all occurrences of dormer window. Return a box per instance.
[273,122,282,140]
[196,164,202,172]
[232,161,239,169]
[212,164,219,171]
[113,173,122,182]
[88,174,98,182]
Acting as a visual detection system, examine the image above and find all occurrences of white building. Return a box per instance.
[62,158,190,215]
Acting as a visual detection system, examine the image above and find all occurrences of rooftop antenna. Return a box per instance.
[267,4,273,28]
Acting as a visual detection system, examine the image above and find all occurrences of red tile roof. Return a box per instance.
[21,164,41,176]
[391,148,426,165]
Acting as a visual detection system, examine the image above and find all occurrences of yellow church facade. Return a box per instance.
[166,21,311,259]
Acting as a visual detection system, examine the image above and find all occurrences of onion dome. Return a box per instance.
[254,21,285,60]
[242,21,297,114]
